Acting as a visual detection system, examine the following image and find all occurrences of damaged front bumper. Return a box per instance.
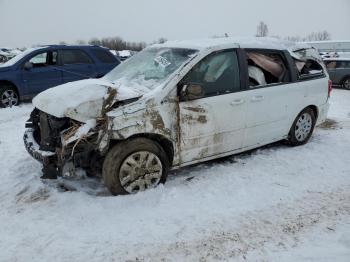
[23,109,109,178]
[23,128,57,165]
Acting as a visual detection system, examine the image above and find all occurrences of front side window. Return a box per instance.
[61,50,92,65]
[29,52,47,65]
[246,51,288,88]
[182,50,240,98]
[28,51,58,68]
[336,61,350,68]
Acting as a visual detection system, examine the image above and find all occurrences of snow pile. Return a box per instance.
[0,90,350,261]
[154,36,311,52]
[0,47,44,67]
[118,50,132,57]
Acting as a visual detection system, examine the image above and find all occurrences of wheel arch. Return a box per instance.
[341,75,350,86]
[290,105,319,133]
[109,133,175,165]
[306,105,318,120]
[0,80,19,96]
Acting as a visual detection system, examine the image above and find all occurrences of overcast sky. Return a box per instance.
[0,0,349,47]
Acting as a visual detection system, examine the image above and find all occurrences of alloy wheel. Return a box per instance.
[1,89,18,107]
[343,79,350,90]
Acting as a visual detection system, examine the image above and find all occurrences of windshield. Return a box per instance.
[0,47,45,67]
[103,47,198,93]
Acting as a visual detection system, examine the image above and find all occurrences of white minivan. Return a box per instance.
[24,37,331,195]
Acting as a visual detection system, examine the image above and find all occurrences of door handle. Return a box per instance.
[230,99,245,106]
[251,95,264,102]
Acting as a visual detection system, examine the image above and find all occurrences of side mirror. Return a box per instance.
[24,62,33,70]
[181,83,204,100]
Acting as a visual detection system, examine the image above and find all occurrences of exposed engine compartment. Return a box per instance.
[25,108,104,179]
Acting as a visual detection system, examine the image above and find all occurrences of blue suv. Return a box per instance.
[0,45,120,107]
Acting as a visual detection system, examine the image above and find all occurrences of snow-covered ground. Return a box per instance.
[0,89,349,261]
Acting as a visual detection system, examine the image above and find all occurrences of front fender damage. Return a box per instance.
[49,87,119,177]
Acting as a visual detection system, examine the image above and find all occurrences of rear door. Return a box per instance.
[178,49,246,163]
[21,50,62,95]
[242,49,300,148]
[59,49,97,83]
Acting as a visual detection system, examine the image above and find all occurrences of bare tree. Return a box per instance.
[256,21,269,37]
[284,30,331,42]
[285,35,303,42]
[86,36,146,51]
[306,30,331,41]
[88,38,101,46]
[58,36,147,51]
[76,39,86,45]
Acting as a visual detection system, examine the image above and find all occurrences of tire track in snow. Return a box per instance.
[120,187,350,261]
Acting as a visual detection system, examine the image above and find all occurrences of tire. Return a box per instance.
[288,108,316,146]
[102,138,170,195]
[342,77,350,90]
[0,86,19,108]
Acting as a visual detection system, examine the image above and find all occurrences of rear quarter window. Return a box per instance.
[61,49,92,65]
[92,49,116,63]
[294,58,325,80]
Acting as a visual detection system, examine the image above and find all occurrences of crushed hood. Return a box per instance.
[33,78,142,122]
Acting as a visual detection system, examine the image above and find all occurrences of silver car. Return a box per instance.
[324,58,350,89]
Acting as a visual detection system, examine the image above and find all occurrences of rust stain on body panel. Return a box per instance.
[181,114,207,124]
[183,106,206,113]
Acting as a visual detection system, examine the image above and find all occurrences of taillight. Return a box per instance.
[328,79,332,97]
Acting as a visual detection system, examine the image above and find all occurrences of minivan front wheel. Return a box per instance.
[288,108,316,146]
[102,138,170,195]
[0,87,19,108]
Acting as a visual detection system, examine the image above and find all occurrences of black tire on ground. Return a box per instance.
[288,107,316,146]
[342,77,350,90]
[102,138,170,195]
[0,86,20,108]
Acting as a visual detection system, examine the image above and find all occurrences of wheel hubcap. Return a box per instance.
[1,89,18,107]
[295,113,312,142]
[344,79,350,89]
[119,151,163,194]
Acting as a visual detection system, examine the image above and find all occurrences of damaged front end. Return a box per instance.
[24,108,108,179]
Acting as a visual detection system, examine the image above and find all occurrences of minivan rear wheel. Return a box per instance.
[0,86,19,108]
[342,77,350,90]
[288,108,316,146]
[102,138,170,195]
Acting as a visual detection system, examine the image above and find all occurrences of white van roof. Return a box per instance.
[153,37,312,52]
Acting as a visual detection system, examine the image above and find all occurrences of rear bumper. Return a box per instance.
[316,101,330,126]
[23,128,56,165]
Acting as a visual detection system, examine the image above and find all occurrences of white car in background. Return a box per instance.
[117,50,135,61]
[24,37,331,195]
[0,47,22,63]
